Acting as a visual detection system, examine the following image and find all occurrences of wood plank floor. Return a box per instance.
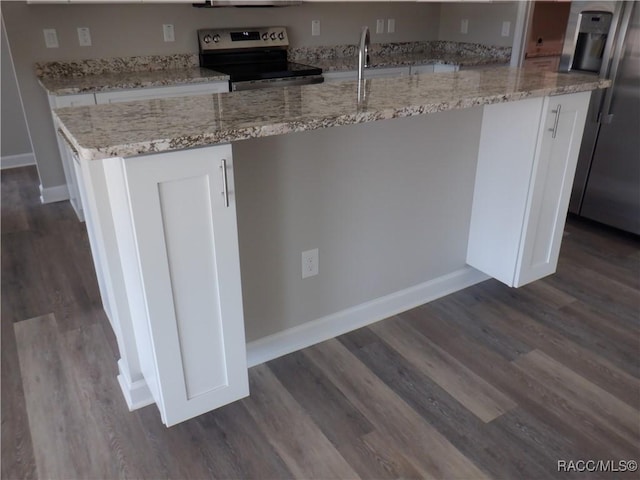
[2,166,639,480]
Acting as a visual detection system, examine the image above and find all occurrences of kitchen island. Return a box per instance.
[54,67,608,426]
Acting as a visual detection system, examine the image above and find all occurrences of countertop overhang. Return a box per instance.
[54,67,610,161]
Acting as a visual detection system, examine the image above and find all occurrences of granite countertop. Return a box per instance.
[39,67,229,95]
[38,42,509,95]
[36,54,228,95]
[54,66,609,161]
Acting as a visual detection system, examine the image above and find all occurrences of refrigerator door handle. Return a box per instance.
[599,2,633,125]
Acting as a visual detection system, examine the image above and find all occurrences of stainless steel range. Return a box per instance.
[198,27,323,91]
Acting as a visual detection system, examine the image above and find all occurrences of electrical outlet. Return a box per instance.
[311,20,320,36]
[77,27,92,47]
[501,21,511,37]
[163,24,175,42]
[461,19,469,35]
[376,19,384,34]
[301,249,318,279]
[387,18,395,34]
[43,28,59,48]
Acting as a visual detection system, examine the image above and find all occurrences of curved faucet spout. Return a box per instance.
[357,26,370,84]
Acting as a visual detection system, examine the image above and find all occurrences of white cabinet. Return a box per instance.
[366,66,411,79]
[324,64,459,82]
[323,66,410,83]
[94,81,228,104]
[433,63,459,73]
[102,144,248,426]
[49,93,96,221]
[467,91,590,287]
[410,64,435,75]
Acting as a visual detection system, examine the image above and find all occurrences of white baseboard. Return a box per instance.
[246,266,490,368]
[1,152,35,170]
[39,183,69,204]
[117,359,154,411]
[117,266,489,410]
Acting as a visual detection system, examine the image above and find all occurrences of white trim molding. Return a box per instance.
[117,359,154,411]
[39,183,69,204]
[120,266,489,411]
[246,266,490,368]
[1,153,36,170]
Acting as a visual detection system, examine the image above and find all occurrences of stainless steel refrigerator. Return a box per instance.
[560,1,639,235]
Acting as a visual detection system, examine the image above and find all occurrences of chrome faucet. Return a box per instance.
[357,26,370,83]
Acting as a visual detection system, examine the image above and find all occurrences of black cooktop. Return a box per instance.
[211,61,322,82]
[200,47,321,82]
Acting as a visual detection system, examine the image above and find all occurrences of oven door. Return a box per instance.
[231,75,324,91]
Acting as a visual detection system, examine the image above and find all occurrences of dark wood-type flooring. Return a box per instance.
[2,166,639,479]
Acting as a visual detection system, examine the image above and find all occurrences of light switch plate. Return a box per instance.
[461,19,469,35]
[387,18,395,34]
[77,27,92,47]
[43,28,59,49]
[163,24,175,42]
[376,19,384,34]
[501,21,511,37]
[311,20,320,36]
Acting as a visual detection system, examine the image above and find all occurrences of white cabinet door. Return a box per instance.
[366,66,411,79]
[433,64,459,73]
[322,70,358,83]
[94,82,229,104]
[514,92,590,286]
[323,66,410,83]
[103,144,248,426]
[467,91,590,287]
[49,94,96,220]
[52,93,96,108]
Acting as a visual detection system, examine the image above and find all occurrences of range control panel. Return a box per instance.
[198,27,289,51]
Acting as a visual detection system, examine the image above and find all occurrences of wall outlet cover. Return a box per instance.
[376,19,384,34]
[77,27,92,47]
[387,18,395,34]
[163,24,175,42]
[43,28,59,49]
[302,249,319,279]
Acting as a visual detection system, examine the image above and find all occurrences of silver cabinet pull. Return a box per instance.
[550,104,562,139]
[220,159,229,207]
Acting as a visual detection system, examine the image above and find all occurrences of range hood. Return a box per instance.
[194,0,302,7]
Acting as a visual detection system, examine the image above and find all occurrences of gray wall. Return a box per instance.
[438,1,519,47]
[1,1,440,191]
[1,14,32,160]
[234,108,482,341]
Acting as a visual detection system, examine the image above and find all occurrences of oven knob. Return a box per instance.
[262,33,269,41]
[203,34,212,44]
[213,34,221,43]
[278,31,285,40]
[270,32,277,40]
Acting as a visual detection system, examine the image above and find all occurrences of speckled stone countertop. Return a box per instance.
[37,54,228,95]
[39,68,229,95]
[38,42,507,95]
[54,67,609,161]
